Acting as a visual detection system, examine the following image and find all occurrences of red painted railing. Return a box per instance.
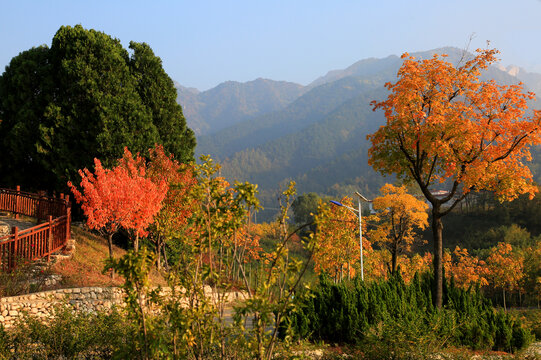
[0,186,71,271]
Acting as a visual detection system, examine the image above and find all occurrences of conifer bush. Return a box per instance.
[285,272,533,354]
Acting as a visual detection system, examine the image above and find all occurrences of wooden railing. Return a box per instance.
[0,186,71,272]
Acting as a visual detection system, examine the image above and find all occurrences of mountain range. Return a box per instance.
[176,47,541,221]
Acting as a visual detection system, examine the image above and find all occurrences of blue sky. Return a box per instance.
[2,0,541,91]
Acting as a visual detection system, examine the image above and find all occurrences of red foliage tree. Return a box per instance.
[68,147,168,262]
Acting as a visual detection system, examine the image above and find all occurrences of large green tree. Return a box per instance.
[0,46,56,188]
[128,41,195,164]
[0,25,195,191]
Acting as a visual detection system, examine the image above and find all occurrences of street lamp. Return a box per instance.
[330,192,371,281]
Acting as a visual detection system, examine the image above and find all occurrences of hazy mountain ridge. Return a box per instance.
[496,64,541,96]
[196,76,383,159]
[308,54,401,89]
[308,46,530,89]
[179,46,537,137]
[220,89,389,212]
[176,78,304,135]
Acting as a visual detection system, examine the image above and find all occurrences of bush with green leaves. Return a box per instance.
[286,272,533,355]
[2,304,132,359]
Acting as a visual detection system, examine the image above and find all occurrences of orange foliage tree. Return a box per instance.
[444,246,489,290]
[234,226,262,264]
[400,252,433,283]
[363,250,432,283]
[314,197,369,282]
[369,184,428,275]
[486,242,525,310]
[363,249,387,281]
[146,145,197,269]
[368,48,541,307]
[69,147,168,261]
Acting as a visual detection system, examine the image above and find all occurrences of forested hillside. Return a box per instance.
[220,89,389,214]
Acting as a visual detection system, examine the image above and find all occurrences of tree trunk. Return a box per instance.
[134,233,139,252]
[108,233,114,259]
[156,238,161,270]
[137,287,149,360]
[108,232,115,279]
[503,288,507,312]
[432,207,443,309]
[163,244,169,269]
[391,242,398,275]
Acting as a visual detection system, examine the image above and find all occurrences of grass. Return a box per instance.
[51,226,126,288]
[48,225,167,290]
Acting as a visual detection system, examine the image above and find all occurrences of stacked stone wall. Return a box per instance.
[0,286,248,329]
[0,287,124,328]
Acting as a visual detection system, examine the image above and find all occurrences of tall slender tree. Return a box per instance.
[314,197,365,281]
[487,242,524,311]
[129,41,195,164]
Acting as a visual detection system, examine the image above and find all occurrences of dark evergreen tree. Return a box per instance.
[0,25,195,191]
[0,46,56,189]
[285,273,533,353]
[128,41,195,164]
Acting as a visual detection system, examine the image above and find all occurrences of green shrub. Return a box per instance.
[4,304,132,359]
[286,272,533,354]
[0,324,11,359]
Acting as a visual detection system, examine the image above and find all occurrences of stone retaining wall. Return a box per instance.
[0,286,248,329]
[0,287,124,328]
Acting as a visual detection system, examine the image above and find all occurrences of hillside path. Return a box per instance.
[0,213,37,236]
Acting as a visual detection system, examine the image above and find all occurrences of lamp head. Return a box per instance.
[355,191,370,202]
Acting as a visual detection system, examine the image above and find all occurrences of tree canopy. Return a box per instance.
[0,25,195,191]
[369,183,428,275]
[314,197,367,281]
[368,48,541,307]
[68,146,169,260]
[291,192,322,225]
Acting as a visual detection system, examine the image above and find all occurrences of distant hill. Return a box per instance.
[307,54,402,89]
[219,89,390,216]
[196,76,383,159]
[176,78,305,135]
[308,46,538,88]
[180,47,541,221]
[495,64,541,96]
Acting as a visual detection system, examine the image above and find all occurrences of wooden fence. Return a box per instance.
[0,186,71,272]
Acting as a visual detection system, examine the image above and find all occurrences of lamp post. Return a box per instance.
[330,191,371,281]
